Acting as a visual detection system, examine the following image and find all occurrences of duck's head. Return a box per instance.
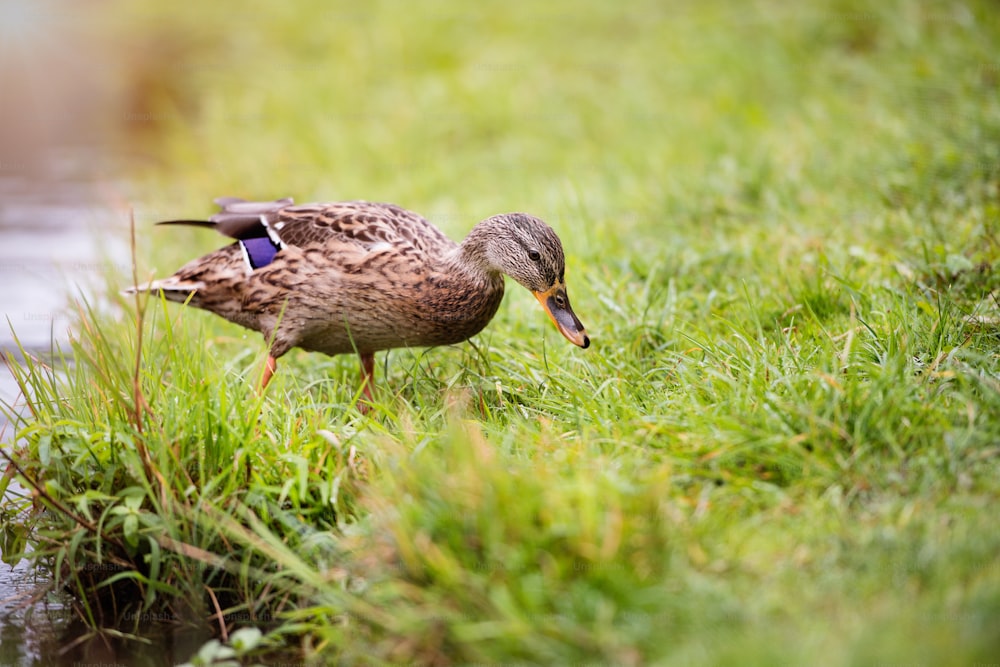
[478,213,590,349]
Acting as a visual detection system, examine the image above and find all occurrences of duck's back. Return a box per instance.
[148,198,501,359]
[266,201,456,259]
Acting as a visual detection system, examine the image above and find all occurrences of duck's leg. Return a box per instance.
[358,352,376,412]
[259,354,278,391]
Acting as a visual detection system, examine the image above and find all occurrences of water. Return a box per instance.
[0,539,74,667]
[0,154,129,428]
[0,161,180,665]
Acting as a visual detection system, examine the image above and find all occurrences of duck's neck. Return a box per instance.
[415,224,505,343]
[448,220,503,280]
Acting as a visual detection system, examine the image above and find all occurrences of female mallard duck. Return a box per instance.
[130,197,589,405]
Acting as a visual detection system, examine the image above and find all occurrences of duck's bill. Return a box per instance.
[534,286,590,349]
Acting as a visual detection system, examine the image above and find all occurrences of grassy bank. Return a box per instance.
[3,0,1000,664]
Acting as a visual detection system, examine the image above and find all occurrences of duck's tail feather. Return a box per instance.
[122,278,205,305]
[155,197,294,241]
[154,219,218,230]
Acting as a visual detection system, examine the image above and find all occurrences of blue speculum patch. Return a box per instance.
[241,236,280,269]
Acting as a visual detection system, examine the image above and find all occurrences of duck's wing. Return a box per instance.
[157,198,456,269]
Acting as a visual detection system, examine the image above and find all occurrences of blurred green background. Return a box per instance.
[6,0,997,277]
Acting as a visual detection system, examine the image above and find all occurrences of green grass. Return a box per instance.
[3,0,1000,664]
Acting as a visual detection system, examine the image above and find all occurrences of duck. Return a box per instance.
[128,197,590,406]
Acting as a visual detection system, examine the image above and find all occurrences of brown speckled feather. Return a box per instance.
[270,201,452,253]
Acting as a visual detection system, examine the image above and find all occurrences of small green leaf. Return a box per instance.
[145,536,162,605]
[43,479,64,500]
[1,524,26,566]
[123,514,139,549]
[229,626,263,653]
[37,434,52,466]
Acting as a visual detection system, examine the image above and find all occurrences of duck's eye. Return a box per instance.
[528,249,541,261]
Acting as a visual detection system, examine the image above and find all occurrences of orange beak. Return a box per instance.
[533,285,590,349]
